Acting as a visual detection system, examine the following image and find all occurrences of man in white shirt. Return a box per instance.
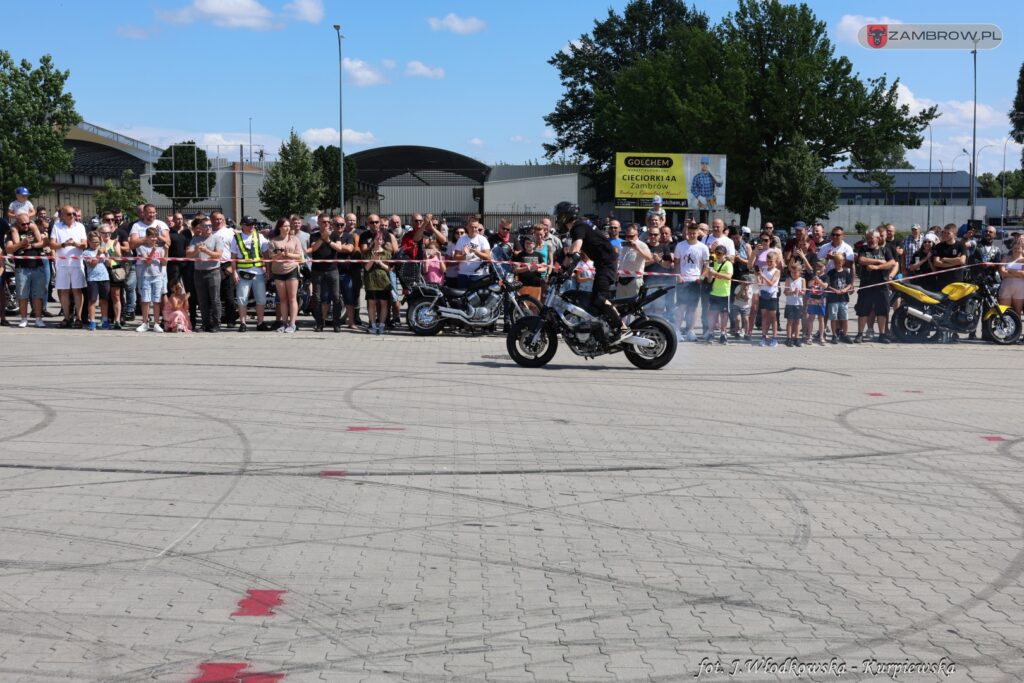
[616,223,654,299]
[673,221,710,341]
[816,226,855,273]
[453,222,491,288]
[128,204,170,249]
[48,205,88,328]
[703,218,736,261]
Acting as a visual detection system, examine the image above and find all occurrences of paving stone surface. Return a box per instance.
[0,327,1021,682]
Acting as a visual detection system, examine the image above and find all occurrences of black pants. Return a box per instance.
[219,263,236,324]
[591,264,622,331]
[311,268,342,324]
[194,268,222,330]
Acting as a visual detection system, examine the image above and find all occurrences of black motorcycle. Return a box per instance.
[406,262,541,335]
[506,267,677,369]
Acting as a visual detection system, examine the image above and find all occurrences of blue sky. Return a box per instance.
[4,0,1022,174]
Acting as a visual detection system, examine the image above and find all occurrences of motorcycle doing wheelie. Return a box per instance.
[406,262,541,335]
[889,268,1021,344]
[506,266,677,369]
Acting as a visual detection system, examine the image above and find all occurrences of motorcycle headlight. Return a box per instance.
[504,272,516,285]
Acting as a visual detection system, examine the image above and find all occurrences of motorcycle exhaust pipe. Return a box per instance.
[905,307,934,323]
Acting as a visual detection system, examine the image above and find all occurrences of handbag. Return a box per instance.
[109,264,129,284]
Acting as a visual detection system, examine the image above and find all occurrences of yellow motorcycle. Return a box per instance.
[889,269,1021,344]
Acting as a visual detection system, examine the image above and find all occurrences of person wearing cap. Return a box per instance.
[703,243,733,344]
[7,186,35,221]
[690,156,722,210]
[229,216,271,332]
[648,196,666,221]
[901,224,924,274]
[908,234,938,291]
[511,232,545,302]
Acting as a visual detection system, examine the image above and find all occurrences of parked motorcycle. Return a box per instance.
[406,262,541,335]
[506,267,677,369]
[889,269,1021,344]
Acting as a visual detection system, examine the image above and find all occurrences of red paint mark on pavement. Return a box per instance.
[320,470,348,477]
[191,663,283,682]
[982,436,1007,442]
[232,589,285,617]
[866,392,885,397]
[346,426,405,432]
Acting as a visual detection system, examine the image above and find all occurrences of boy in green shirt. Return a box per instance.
[703,243,733,344]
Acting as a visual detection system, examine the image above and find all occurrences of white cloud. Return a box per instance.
[157,0,276,30]
[283,0,323,23]
[509,135,530,143]
[405,60,444,79]
[561,39,583,56]
[427,13,485,34]
[116,25,157,39]
[468,137,484,147]
[542,127,556,140]
[835,14,902,45]
[300,127,377,147]
[381,59,396,70]
[897,83,1003,129]
[342,57,387,86]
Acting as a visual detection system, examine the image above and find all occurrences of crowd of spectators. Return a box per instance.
[2,187,1022,345]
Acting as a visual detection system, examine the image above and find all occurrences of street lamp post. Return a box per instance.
[333,24,345,215]
[969,47,978,212]
[965,144,995,212]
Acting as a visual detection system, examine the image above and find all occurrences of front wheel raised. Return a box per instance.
[406,297,445,336]
[983,308,1022,345]
[623,319,677,370]
[506,317,558,367]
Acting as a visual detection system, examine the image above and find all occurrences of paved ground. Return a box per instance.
[0,325,1022,682]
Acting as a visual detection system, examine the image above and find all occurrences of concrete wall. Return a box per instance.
[484,174,579,214]
[378,185,478,218]
[820,205,985,230]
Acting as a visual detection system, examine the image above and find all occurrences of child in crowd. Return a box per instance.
[805,260,828,345]
[703,243,732,344]
[135,227,166,333]
[783,261,805,347]
[826,251,854,344]
[163,279,192,333]
[511,235,546,301]
[363,230,393,335]
[573,251,595,292]
[421,237,445,285]
[756,250,781,347]
[82,232,110,330]
[733,276,754,341]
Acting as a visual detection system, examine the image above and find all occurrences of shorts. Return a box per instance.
[674,281,700,307]
[274,270,299,282]
[828,301,849,321]
[807,303,827,317]
[87,280,111,302]
[854,287,890,316]
[340,271,358,306]
[236,271,267,307]
[785,304,804,320]
[759,295,779,311]
[15,266,47,301]
[708,294,730,313]
[365,289,390,301]
[139,274,164,303]
[390,271,400,302]
[1000,278,1024,300]
[55,265,86,289]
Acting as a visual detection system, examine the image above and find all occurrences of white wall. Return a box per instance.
[821,205,985,229]
[484,174,579,214]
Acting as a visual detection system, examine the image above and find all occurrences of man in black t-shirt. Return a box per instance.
[557,201,623,338]
[930,224,967,291]
[308,214,344,331]
[854,229,896,343]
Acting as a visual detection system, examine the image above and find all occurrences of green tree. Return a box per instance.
[759,138,839,228]
[93,169,146,215]
[311,145,358,213]
[543,0,709,195]
[151,141,217,211]
[1010,62,1024,167]
[0,52,81,201]
[258,130,324,220]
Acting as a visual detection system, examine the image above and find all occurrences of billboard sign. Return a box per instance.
[857,24,1002,50]
[614,152,727,211]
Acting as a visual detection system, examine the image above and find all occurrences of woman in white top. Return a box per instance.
[998,237,1024,323]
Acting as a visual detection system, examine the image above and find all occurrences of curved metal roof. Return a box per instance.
[348,145,489,186]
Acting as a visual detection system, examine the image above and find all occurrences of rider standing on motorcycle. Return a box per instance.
[555,201,625,340]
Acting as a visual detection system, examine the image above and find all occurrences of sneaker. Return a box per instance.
[276,325,287,333]
[151,323,164,333]
[830,335,839,345]
[878,335,891,344]
[795,338,803,347]
[17,319,27,328]
[333,323,342,333]
[853,333,863,343]
[703,331,715,343]
[818,336,826,346]
[238,322,248,333]
[112,320,122,330]
[785,338,794,347]
[208,326,220,333]
[685,330,697,342]
[58,318,72,329]
[768,338,778,348]
[256,321,272,331]
[864,330,875,341]
[314,322,324,332]
[136,322,150,333]
[841,334,854,344]
[101,320,112,330]
[285,324,296,334]
[86,321,96,331]
[719,333,728,345]
[758,337,767,347]
[742,334,751,342]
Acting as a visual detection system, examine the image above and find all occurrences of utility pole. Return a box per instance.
[969,46,978,218]
[239,144,245,219]
[334,24,345,215]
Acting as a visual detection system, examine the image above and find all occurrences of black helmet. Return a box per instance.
[553,201,579,229]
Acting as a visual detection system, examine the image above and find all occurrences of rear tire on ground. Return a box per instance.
[506,317,558,368]
[982,308,1022,345]
[623,319,677,370]
[890,307,935,343]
